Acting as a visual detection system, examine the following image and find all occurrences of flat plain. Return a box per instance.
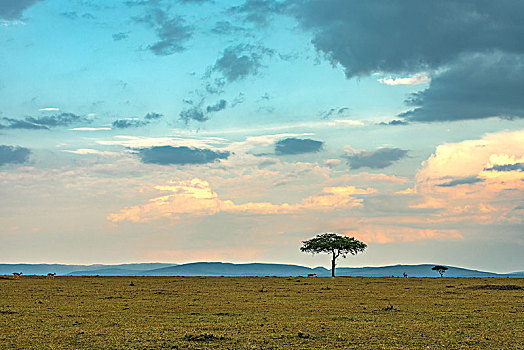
[0,276,522,349]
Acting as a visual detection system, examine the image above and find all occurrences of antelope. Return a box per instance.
[12,272,22,279]
[307,273,317,277]
[47,273,56,278]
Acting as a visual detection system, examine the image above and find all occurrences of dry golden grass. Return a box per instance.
[0,276,522,349]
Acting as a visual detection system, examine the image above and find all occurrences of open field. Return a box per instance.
[0,276,522,349]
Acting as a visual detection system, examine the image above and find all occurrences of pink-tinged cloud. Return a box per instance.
[409,130,524,224]
[145,247,265,262]
[347,226,462,244]
[107,179,376,223]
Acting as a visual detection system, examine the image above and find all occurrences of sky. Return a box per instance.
[1,0,523,273]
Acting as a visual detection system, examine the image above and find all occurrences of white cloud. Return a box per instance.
[326,119,365,127]
[97,135,228,149]
[378,72,431,85]
[39,107,60,111]
[69,127,111,131]
[62,149,118,156]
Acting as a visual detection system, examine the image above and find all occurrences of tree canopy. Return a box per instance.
[432,265,448,277]
[301,232,367,277]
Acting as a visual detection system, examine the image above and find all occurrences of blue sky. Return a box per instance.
[1,0,523,272]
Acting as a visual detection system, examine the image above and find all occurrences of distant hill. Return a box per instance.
[335,264,523,278]
[0,263,174,276]
[142,262,329,277]
[1,262,522,277]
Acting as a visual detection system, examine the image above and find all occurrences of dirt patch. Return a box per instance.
[466,284,523,291]
[183,333,225,341]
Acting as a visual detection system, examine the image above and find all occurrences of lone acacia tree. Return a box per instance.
[432,265,448,277]
[301,232,367,277]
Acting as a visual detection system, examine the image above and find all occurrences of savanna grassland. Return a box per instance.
[0,276,522,349]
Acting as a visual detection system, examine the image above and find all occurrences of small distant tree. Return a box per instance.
[432,265,448,277]
[300,232,367,277]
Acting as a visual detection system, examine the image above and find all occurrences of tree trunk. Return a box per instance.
[331,253,336,277]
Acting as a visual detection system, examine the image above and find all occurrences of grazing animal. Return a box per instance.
[307,273,317,277]
[403,272,408,278]
[47,273,56,278]
[12,272,22,279]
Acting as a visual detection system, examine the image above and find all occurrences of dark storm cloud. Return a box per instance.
[436,176,485,187]
[134,7,193,55]
[137,146,230,165]
[275,138,323,155]
[0,0,43,20]
[290,0,524,78]
[484,163,524,172]
[0,113,87,130]
[345,148,408,169]
[206,100,227,113]
[0,145,31,166]
[399,55,524,122]
[209,44,274,82]
[112,112,163,128]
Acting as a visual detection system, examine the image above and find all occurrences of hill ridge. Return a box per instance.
[1,262,522,278]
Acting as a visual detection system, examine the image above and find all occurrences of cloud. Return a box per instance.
[0,145,31,166]
[180,106,207,123]
[107,178,376,222]
[345,148,408,169]
[209,44,274,82]
[436,176,485,187]
[112,112,163,128]
[408,130,524,224]
[60,11,78,20]
[291,1,524,78]
[484,163,524,172]
[206,100,227,113]
[179,99,226,123]
[325,159,341,168]
[97,135,226,149]
[0,0,43,20]
[134,7,193,55]
[39,107,59,111]
[211,21,246,35]
[0,113,88,130]
[178,0,212,3]
[112,32,129,41]
[144,112,163,120]
[229,0,287,26]
[69,127,111,131]
[378,72,431,86]
[320,106,349,119]
[112,119,148,129]
[326,119,364,127]
[350,226,462,244]
[379,119,408,126]
[137,146,230,165]
[0,118,48,130]
[400,54,524,122]
[62,149,117,156]
[274,138,323,155]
